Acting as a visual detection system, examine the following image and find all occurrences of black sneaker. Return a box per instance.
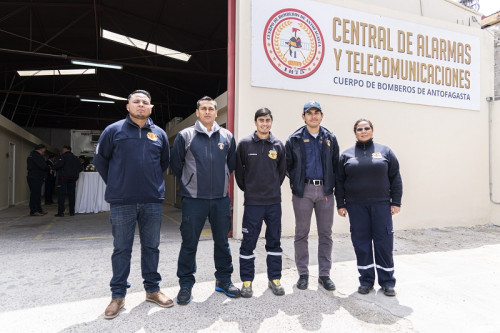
[176,287,192,305]
[215,281,241,298]
[318,276,336,291]
[381,286,396,297]
[296,275,308,290]
[358,285,373,295]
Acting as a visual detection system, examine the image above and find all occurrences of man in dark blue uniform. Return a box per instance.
[235,108,286,297]
[54,146,82,217]
[27,144,49,216]
[286,101,339,291]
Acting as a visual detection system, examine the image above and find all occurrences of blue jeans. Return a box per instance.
[177,197,233,288]
[109,203,162,298]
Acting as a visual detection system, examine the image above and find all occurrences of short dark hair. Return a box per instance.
[128,90,151,102]
[254,107,273,121]
[62,145,72,151]
[34,144,46,150]
[197,96,217,109]
[353,119,374,133]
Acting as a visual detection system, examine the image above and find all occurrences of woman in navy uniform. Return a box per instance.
[335,119,402,296]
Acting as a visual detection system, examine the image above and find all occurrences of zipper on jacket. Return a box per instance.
[209,135,213,199]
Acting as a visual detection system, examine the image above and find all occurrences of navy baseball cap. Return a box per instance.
[303,100,322,114]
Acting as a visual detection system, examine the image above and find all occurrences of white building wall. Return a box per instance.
[233,0,496,238]
[0,115,53,210]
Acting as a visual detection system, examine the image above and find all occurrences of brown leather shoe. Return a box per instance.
[104,298,125,319]
[41,211,48,215]
[30,212,43,216]
[146,291,174,308]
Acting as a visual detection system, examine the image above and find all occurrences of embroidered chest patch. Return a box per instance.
[147,132,158,141]
[268,150,277,159]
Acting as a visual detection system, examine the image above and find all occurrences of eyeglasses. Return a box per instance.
[356,127,371,132]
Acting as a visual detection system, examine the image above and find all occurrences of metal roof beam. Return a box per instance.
[33,10,92,52]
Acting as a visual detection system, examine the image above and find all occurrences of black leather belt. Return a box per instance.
[305,179,323,186]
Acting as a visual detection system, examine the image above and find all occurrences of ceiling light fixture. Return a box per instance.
[99,92,127,101]
[102,29,191,62]
[80,98,115,104]
[17,69,96,76]
[71,59,123,70]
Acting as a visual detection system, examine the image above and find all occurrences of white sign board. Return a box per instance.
[252,0,480,110]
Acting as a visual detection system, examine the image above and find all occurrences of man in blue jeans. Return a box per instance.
[94,90,172,319]
[171,96,239,305]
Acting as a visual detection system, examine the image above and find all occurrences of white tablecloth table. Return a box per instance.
[75,172,110,213]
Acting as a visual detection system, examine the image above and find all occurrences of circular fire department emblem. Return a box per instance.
[263,8,324,79]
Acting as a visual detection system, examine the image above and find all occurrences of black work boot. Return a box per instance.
[296,274,309,290]
[318,276,336,291]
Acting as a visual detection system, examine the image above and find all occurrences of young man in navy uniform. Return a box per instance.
[286,101,340,291]
[235,108,287,297]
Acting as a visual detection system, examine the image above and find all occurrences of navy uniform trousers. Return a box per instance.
[346,202,396,288]
[239,203,282,281]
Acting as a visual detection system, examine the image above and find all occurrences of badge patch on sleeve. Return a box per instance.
[268,150,277,159]
[147,132,158,141]
[372,152,382,158]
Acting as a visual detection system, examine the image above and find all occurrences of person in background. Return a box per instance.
[285,100,339,292]
[94,89,172,319]
[235,108,287,297]
[27,144,49,216]
[336,119,402,297]
[79,155,90,171]
[54,145,83,217]
[170,96,239,305]
[44,154,57,205]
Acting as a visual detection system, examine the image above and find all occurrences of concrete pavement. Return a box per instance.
[0,203,499,332]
